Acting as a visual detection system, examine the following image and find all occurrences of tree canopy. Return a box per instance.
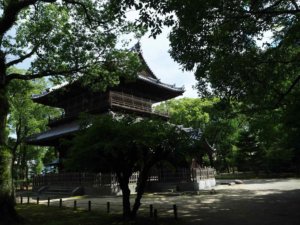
[114,0,300,109]
[156,97,299,173]
[117,0,300,173]
[167,1,300,112]
[155,98,244,171]
[67,114,190,219]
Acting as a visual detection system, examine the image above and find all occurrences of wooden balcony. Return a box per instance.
[109,91,169,118]
[48,91,169,126]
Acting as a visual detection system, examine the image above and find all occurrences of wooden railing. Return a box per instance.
[109,91,169,117]
[32,172,139,189]
[32,168,215,189]
[147,167,216,183]
[47,91,169,125]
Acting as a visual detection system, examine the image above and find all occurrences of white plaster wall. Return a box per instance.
[197,178,216,190]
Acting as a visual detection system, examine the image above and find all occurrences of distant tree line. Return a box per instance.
[155,98,300,174]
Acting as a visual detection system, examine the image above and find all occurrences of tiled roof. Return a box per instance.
[27,121,80,143]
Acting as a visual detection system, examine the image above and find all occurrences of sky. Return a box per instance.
[140,29,198,98]
[140,28,274,99]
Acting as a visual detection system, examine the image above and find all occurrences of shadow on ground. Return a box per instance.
[173,189,300,225]
[17,179,300,225]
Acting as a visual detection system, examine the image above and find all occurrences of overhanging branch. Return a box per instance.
[0,0,56,36]
[276,74,300,106]
[6,46,38,68]
[6,66,86,82]
[290,0,299,10]
[63,0,109,27]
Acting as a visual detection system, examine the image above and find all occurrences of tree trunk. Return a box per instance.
[131,167,150,218]
[0,87,20,224]
[208,152,214,167]
[117,173,132,219]
[20,144,27,181]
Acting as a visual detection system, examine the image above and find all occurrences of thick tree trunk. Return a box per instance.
[0,87,20,224]
[0,147,19,225]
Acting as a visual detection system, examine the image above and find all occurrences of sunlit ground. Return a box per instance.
[18,179,300,225]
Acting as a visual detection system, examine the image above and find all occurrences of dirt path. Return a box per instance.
[37,178,300,224]
[177,178,300,225]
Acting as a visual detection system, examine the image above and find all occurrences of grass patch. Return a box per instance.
[17,204,184,225]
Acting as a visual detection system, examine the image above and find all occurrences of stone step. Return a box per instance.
[37,186,84,196]
[40,191,72,196]
[47,188,74,192]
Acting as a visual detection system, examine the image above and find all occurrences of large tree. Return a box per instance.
[0,1,141,223]
[166,1,300,110]
[115,0,300,172]
[115,0,300,110]
[155,98,244,171]
[67,115,189,219]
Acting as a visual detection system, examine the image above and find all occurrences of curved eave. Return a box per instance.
[32,81,69,100]
[137,75,185,93]
[26,121,80,146]
[138,52,158,80]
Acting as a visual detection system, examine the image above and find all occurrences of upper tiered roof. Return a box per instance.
[32,44,184,107]
[27,44,185,145]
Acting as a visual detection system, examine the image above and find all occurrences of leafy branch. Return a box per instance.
[6,66,87,82]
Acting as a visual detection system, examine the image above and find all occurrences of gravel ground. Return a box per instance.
[36,178,300,225]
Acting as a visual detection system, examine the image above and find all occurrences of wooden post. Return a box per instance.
[149,204,153,217]
[107,202,110,214]
[88,201,91,212]
[27,196,30,204]
[59,199,62,208]
[37,197,39,205]
[74,200,77,210]
[20,196,23,204]
[154,209,158,220]
[173,204,178,220]
[47,197,50,207]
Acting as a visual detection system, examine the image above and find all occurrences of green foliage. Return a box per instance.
[8,80,57,136]
[155,98,244,171]
[0,0,145,221]
[7,78,60,180]
[155,98,216,130]
[161,1,300,107]
[116,0,300,173]
[68,114,189,173]
[67,114,190,217]
[4,1,143,87]
[0,146,12,194]
[236,131,266,173]
[167,1,300,172]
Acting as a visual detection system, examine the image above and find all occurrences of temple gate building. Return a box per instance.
[27,48,215,195]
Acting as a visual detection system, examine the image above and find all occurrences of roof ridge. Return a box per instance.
[131,42,158,80]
